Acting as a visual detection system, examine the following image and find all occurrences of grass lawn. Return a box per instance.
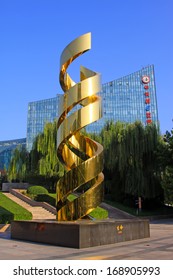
[0,192,32,224]
[89,206,108,219]
[44,193,108,219]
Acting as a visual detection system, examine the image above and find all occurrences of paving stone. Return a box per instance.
[0,218,173,259]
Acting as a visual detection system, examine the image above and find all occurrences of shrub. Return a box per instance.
[35,194,56,207]
[0,211,32,224]
[27,185,48,195]
[0,209,14,224]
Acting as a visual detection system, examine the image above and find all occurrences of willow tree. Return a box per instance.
[36,121,63,177]
[100,121,163,206]
[8,121,64,189]
[29,120,64,189]
[161,128,173,204]
[8,145,29,181]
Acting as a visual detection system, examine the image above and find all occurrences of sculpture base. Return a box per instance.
[11,219,150,249]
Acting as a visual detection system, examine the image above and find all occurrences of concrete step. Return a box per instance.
[3,193,56,220]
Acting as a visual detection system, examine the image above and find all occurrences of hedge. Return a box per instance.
[27,185,48,195]
[35,194,56,207]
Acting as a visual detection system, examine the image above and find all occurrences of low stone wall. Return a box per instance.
[2,183,29,192]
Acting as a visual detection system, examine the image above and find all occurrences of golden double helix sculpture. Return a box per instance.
[56,33,104,221]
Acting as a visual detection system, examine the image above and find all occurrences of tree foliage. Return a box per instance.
[92,121,164,207]
[161,129,173,204]
[7,118,173,207]
[8,121,64,190]
[8,144,29,181]
[33,121,64,178]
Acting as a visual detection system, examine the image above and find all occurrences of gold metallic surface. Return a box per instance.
[56,32,104,221]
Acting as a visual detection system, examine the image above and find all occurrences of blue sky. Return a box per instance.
[0,0,172,140]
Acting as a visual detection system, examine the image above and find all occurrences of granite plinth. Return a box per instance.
[11,219,150,248]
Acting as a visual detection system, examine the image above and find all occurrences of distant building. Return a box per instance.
[26,96,60,151]
[0,138,26,170]
[87,64,159,133]
[26,65,159,151]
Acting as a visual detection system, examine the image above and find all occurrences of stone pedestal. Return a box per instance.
[11,218,150,249]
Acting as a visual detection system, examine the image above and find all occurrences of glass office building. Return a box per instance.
[0,138,26,170]
[27,96,60,151]
[87,64,158,133]
[26,65,159,151]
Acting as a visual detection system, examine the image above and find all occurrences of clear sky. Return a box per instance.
[0,0,172,141]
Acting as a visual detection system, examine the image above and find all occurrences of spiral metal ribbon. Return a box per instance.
[56,33,104,221]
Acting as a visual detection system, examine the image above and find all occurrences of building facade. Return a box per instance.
[87,64,158,133]
[26,65,159,151]
[0,138,26,170]
[26,96,61,151]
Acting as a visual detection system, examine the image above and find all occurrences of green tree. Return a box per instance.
[99,121,163,207]
[162,166,173,205]
[8,145,29,181]
[36,121,64,178]
[8,120,64,190]
[161,128,173,204]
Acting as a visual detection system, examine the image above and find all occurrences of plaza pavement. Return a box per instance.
[0,218,173,260]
